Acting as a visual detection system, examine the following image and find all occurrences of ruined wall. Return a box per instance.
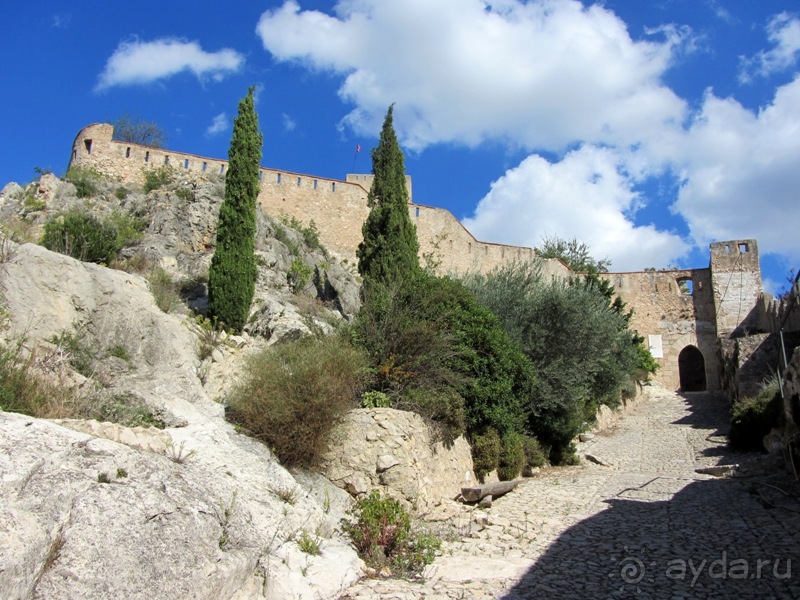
[710,240,763,337]
[601,268,719,391]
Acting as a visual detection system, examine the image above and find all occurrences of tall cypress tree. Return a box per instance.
[208,87,262,332]
[357,104,419,284]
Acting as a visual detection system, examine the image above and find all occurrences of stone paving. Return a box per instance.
[338,385,800,599]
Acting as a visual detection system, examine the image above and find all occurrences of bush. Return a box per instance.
[64,166,103,198]
[143,166,175,193]
[471,428,500,481]
[522,435,548,472]
[49,325,94,377]
[41,210,119,264]
[288,258,313,293]
[107,209,147,248]
[147,268,181,313]
[729,378,783,452]
[498,431,524,481]
[361,390,391,408]
[226,333,367,468]
[463,261,639,464]
[341,490,440,576]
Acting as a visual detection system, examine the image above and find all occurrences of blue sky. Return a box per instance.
[2,1,799,293]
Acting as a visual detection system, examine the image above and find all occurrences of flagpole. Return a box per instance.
[352,144,361,172]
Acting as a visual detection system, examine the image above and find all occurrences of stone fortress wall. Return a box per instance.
[69,123,764,393]
[70,124,568,280]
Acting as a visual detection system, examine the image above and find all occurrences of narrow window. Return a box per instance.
[616,276,622,288]
[164,156,169,166]
[415,207,420,218]
[184,159,189,169]
[145,151,149,163]
[725,244,731,254]
[258,170,263,181]
[220,165,225,174]
[277,173,282,184]
[331,182,335,192]
[468,243,472,253]
[84,139,92,154]
[738,243,748,253]
[202,162,207,172]
[678,277,693,295]
[125,147,131,158]
[501,247,505,258]
[297,177,301,186]
[313,179,318,190]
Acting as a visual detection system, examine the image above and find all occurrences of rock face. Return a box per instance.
[0,244,362,599]
[320,408,476,512]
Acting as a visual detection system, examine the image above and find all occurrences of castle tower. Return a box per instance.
[709,239,762,338]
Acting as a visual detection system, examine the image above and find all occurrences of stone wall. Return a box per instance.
[70,123,565,276]
[600,268,720,391]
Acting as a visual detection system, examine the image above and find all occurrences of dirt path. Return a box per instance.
[339,385,800,599]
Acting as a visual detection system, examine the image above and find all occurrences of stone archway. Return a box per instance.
[678,345,706,392]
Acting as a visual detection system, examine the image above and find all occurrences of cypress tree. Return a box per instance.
[357,104,420,284]
[208,87,262,332]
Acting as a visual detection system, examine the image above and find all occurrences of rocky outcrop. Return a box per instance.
[0,244,363,599]
[320,408,476,513]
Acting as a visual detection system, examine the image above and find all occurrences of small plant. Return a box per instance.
[296,530,321,556]
[107,344,131,362]
[116,467,128,479]
[341,490,440,576]
[23,194,46,213]
[274,485,298,505]
[165,440,197,464]
[174,187,194,201]
[49,324,95,378]
[729,377,783,452]
[147,267,181,313]
[97,472,112,484]
[288,258,313,293]
[274,225,301,256]
[64,166,103,198]
[189,315,225,361]
[213,491,237,550]
[108,209,147,249]
[114,186,129,200]
[361,390,391,408]
[143,165,175,193]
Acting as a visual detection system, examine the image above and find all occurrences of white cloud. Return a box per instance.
[670,76,800,263]
[282,113,296,131]
[256,0,688,152]
[740,13,800,82]
[463,146,689,271]
[205,113,228,137]
[96,38,244,91]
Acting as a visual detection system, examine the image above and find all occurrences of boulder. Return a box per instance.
[320,408,476,512]
[0,244,363,599]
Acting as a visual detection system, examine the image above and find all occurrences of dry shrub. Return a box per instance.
[226,332,367,468]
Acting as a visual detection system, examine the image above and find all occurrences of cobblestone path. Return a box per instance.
[339,385,800,599]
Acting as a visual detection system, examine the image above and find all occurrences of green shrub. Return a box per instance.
[174,187,194,201]
[288,258,313,293]
[361,390,391,408]
[107,209,146,248]
[65,166,103,198]
[729,378,783,452]
[498,431,524,481]
[296,530,321,556]
[226,333,367,468]
[41,210,119,264]
[143,166,175,193]
[114,186,129,200]
[471,428,500,481]
[341,490,440,576]
[49,325,94,377]
[522,435,548,472]
[0,340,80,418]
[463,261,639,464]
[147,268,181,313]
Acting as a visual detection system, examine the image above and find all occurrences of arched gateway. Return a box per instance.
[678,345,706,392]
